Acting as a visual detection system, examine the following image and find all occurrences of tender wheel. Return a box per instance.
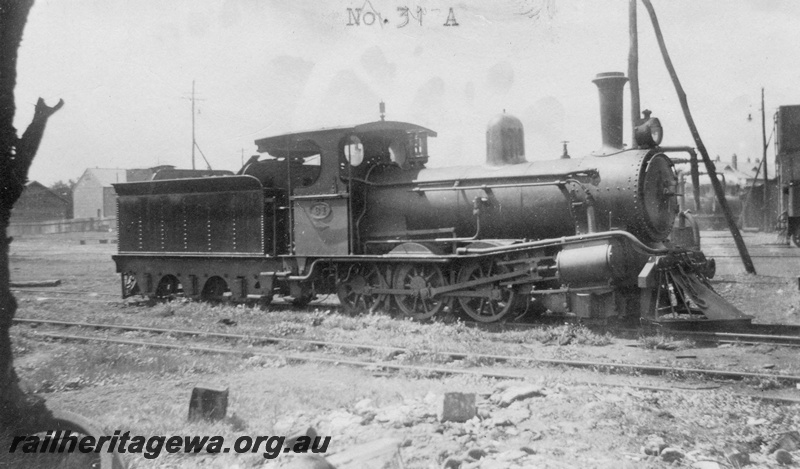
[392,263,447,321]
[337,264,388,314]
[457,261,517,323]
[122,272,139,298]
[154,275,181,299]
[201,276,229,302]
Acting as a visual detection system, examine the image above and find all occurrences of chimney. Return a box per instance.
[731,153,738,170]
[593,72,628,151]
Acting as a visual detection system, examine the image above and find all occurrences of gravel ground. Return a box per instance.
[4,231,800,468]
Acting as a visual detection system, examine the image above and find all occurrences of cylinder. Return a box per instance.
[556,240,647,286]
[593,72,629,150]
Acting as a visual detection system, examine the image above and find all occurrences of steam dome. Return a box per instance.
[486,112,526,166]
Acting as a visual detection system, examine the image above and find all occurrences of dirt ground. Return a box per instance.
[4,231,800,468]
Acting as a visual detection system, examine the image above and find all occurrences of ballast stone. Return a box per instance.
[440,392,477,423]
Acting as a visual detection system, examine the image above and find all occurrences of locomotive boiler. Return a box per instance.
[113,72,751,326]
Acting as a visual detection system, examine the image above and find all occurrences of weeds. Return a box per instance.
[514,324,613,346]
[17,342,240,394]
[638,333,694,351]
[744,375,784,391]
[10,333,36,356]
[459,354,499,368]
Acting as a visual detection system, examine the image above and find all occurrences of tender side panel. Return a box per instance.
[116,176,265,254]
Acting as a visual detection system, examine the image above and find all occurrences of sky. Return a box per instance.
[12,0,800,186]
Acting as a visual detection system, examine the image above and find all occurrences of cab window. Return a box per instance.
[389,140,408,167]
[343,136,364,167]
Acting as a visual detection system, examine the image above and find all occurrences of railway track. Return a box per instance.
[12,284,800,347]
[466,319,800,348]
[11,289,118,297]
[12,318,800,403]
[649,326,800,347]
[10,288,340,308]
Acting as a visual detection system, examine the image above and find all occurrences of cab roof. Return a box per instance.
[254,121,436,159]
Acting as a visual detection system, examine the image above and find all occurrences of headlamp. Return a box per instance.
[634,110,663,148]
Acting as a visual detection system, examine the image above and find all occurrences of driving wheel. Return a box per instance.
[392,263,447,321]
[457,261,517,323]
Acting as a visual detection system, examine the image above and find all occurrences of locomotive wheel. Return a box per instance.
[337,264,388,315]
[291,293,314,308]
[457,261,517,323]
[246,296,272,310]
[392,263,447,321]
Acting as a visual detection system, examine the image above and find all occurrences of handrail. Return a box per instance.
[341,169,599,188]
[409,179,573,193]
[456,230,676,256]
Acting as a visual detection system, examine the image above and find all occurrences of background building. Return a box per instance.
[72,166,232,220]
[9,181,69,223]
[72,166,175,219]
[72,168,128,219]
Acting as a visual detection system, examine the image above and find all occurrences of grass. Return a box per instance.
[495,324,613,347]
[13,334,241,394]
[746,376,783,391]
[638,333,695,351]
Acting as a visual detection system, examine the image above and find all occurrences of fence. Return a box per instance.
[8,217,116,236]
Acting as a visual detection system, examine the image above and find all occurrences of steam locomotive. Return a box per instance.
[113,72,751,326]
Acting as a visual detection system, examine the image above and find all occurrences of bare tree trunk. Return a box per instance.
[1,0,64,430]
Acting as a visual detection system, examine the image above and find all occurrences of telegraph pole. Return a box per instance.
[761,87,768,230]
[191,80,196,170]
[183,82,209,171]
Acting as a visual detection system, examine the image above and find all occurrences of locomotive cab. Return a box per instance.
[250,122,437,257]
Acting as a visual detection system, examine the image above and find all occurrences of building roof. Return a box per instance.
[720,164,758,185]
[26,180,49,191]
[81,168,128,187]
[686,164,764,188]
[23,181,68,203]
